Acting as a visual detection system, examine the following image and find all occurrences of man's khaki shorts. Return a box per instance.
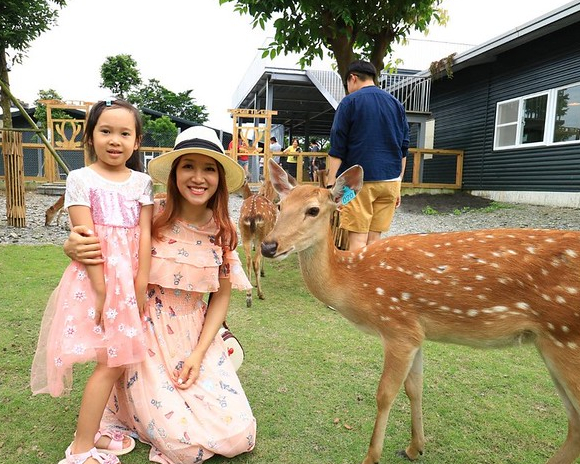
[339,181,401,233]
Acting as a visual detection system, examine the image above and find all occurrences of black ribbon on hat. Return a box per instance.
[174,138,223,153]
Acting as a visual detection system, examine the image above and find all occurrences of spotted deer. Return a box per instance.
[238,181,278,307]
[44,193,65,226]
[261,159,580,464]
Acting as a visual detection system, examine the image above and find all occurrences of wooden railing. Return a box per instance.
[1,141,463,191]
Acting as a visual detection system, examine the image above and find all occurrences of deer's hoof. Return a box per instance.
[396,450,412,461]
[258,293,265,300]
[246,297,252,308]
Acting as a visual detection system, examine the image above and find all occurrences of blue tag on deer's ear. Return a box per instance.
[341,186,356,205]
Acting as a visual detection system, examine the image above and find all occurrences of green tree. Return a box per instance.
[129,78,209,124]
[100,54,142,99]
[219,0,447,89]
[33,88,71,134]
[143,115,179,147]
[0,0,67,129]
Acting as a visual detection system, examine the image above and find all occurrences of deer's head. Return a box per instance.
[262,159,363,259]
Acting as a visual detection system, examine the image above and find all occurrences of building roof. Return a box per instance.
[423,1,580,76]
[233,66,344,137]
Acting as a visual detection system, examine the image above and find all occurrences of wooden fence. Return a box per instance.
[1,139,463,190]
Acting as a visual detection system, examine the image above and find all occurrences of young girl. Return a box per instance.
[31,99,154,464]
[64,125,257,463]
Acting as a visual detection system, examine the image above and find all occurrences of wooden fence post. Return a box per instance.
[2,130,26,227]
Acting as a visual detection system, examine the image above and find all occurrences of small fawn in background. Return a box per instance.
[44,193,65,226]
[261,159,580,464]
[238,180,279,307]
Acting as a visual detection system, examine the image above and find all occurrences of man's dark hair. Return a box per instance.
[346,60,377,81]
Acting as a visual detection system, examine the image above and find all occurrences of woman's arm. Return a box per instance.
[68,205,105,325]
[173,278,232,388]
[135,204,153,316]
[64,226,104,264]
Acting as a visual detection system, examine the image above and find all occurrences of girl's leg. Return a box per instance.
[70,364,125,462]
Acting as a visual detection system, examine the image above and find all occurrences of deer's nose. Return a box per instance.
[261,241,278,258]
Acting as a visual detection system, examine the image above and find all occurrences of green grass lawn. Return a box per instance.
[0,245,569,463]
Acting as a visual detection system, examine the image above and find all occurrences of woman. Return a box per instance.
[64,126,256,464]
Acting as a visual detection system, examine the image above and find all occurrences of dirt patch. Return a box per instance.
[400,192,496,215]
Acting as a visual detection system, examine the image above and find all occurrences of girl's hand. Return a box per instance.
[93,284,106,327]
[134,276,148,318]
[172,353,203,389]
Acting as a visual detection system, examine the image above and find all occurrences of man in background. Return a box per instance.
[270,136,282,164]
[327,60,409,251]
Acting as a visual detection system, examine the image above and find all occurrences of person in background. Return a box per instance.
[62,126,257,463]
[228,131,250,180]
[282,138,301,179]
[31,99,154,464]
[309,138,323,184]
[327,60,409,251]
[269,136,282,164]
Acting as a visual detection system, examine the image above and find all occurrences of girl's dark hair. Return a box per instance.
[83,99,144,172]
[151,157,237,250]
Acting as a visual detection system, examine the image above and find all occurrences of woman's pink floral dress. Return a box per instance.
[101,201,256,463]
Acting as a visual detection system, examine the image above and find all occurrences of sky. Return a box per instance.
[7,0,575,132]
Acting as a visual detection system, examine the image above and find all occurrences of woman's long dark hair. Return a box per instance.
[83,99,144,172]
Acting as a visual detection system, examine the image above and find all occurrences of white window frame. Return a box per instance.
[494,81,580,150]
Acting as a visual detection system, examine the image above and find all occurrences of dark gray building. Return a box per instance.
[427,1,580,207]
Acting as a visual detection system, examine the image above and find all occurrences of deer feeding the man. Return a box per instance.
[261,159,580,464]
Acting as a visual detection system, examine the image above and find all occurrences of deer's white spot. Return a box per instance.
[565,249,578,258]
[562,326,570,333]
[376,288,385,296]
[548,323,555,331]
[475,275,485,281]
[467,309,479,317]
[567,342,578,350]
[565,287,578,295]
[515,302,530,310]
[401,293,411,301]
[491,306,508,313]
[556,296,566,304]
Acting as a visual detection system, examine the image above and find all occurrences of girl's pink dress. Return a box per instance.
[100,201,256,463]
[31,167,154,397]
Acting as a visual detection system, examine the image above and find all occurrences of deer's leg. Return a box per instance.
[363,341,421,464]
[399,348,425,460]
[536,339,580,464]
[253,241,265,300]
[242,236,253,307]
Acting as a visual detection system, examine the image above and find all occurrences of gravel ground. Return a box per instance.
[0,190,579,246]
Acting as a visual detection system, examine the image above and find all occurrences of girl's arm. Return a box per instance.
[173,278,232,388]
[135,204,153,317]
[68,205,106,326]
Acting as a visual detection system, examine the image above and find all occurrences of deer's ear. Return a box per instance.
[331,165,364,205]
[268,159,296,199]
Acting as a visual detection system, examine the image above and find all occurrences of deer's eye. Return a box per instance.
[306,207,319,217]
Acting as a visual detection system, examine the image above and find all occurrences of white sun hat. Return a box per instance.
[147,126,245,193]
